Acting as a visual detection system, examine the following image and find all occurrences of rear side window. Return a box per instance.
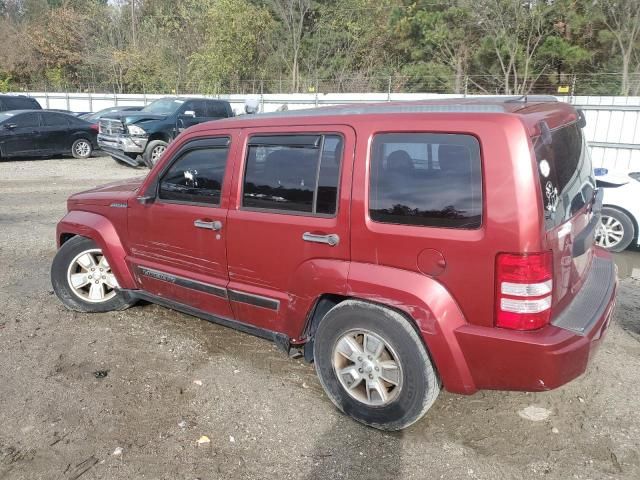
[534,123,594,229]
[243,134,343,215]
[159,144,229,205]
[207,101,230,118]
[42,112,71,127]
[369,133,483,229]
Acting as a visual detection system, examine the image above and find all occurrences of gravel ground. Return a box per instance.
[1,156,640,480]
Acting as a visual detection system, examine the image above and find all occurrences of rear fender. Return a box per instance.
[56,210,136,289]
[347,262,476,394]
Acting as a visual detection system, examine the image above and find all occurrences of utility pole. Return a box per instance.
[131,0,136,48]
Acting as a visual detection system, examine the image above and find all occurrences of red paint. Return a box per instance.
[55,98,617,395]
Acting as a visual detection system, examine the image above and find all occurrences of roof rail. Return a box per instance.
[504,95,558,103]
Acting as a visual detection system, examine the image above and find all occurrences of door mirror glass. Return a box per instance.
[183,110,196,118]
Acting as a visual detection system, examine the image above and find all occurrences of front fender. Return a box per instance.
[56,210,136,289]
[347,262,476,394]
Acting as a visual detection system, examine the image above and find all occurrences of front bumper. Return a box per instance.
[98,133,148,166]
[454,248,617,392]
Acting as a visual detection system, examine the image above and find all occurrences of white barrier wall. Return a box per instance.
[18,91,640,172]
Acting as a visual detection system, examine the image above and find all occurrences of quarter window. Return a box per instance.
[369,133,483,229]
[158,144,229,205]
[243,134,343,215]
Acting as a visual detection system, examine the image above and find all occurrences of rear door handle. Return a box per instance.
[302,232,340,246]
[194,219,222,231]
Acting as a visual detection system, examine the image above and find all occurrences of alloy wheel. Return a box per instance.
[74,140,91,158]
[66,249,119,303]
[596,215,625,249]
[332,329,403,406]
[151,145,166,164]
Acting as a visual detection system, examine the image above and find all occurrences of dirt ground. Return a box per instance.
[1,156,640,480]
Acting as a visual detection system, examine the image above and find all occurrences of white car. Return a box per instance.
[594,168,640,252]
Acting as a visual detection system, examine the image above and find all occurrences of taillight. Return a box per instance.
[495,252,553,330]
[91,123,99,133]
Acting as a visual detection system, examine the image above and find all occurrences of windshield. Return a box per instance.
[534,122,595,230]
[142,99,184,114]
[0,112,16,123]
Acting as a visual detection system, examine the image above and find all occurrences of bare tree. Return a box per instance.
[472,0,552,94]
[269,0,311,92]
[595,0,640,95]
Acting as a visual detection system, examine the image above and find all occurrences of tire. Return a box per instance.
[71,138,93,159]
[51,236,134,312]
[596,207,635,252]
[142,140,168,168]
[314,300,440,431]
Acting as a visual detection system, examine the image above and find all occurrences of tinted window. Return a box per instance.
[42,112,70,127]
[535,123,594,229]
[370,133,483,228]
[159,145,229,205]
[13,113,40,128]
[184,100,207,117]
[2,96,40,110]
[207,101,229,118]
[243,134,342,214]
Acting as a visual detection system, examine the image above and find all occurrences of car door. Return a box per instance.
[0,112,41,156]
[39,112,71,154]
[126,134,237,319]
[224,126,354,336]
[177,100,207,133]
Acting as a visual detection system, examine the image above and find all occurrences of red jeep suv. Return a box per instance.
[51,97,618,430]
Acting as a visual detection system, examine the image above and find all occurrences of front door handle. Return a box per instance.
[194,219,222,231]
[302,232,340,246]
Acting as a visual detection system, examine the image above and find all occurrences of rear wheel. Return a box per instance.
[51,236,134,312]
[143,140,168,168]
[596,207,635,252]
[313,300,440,431]
[71,138,92,159]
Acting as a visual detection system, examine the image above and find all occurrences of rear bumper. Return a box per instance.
[453,248,617,392]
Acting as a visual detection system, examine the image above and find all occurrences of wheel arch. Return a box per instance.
[56,210,136,289]
[300,263,478,395]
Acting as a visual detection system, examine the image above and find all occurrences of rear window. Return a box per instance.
[534,123,595,229]
[1,96,40,110]
[369,133,483,229]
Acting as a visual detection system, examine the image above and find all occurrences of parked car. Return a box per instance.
[80,106,143,124]
[51,97,617,430]
[594,168,640,252]
[97,97,233,167]
[0,94,41,112]
[0,110,97,160]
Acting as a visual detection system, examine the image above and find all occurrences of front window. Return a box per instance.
[369,133,483,229]
[142,99,185,115]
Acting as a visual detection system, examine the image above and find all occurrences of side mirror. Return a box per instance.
[4,123,17,130]
[183,110,196,118]
[136,195,155,205]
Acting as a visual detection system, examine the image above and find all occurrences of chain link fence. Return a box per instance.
[6,73,640,97]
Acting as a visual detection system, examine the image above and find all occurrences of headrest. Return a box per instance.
[386,150,414,173]
[439,145,471,174]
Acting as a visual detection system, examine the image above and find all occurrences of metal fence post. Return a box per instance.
[387,76,392,102]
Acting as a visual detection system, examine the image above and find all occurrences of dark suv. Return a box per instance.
[51,98,618,430]
[0,94,41,112]
[98,97,233,168]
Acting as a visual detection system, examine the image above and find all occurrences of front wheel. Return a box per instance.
[142,140,168,168]
[71,138,93,159]
[51,236,134,312]
[313,300,440,431]
[595,207,635,252]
